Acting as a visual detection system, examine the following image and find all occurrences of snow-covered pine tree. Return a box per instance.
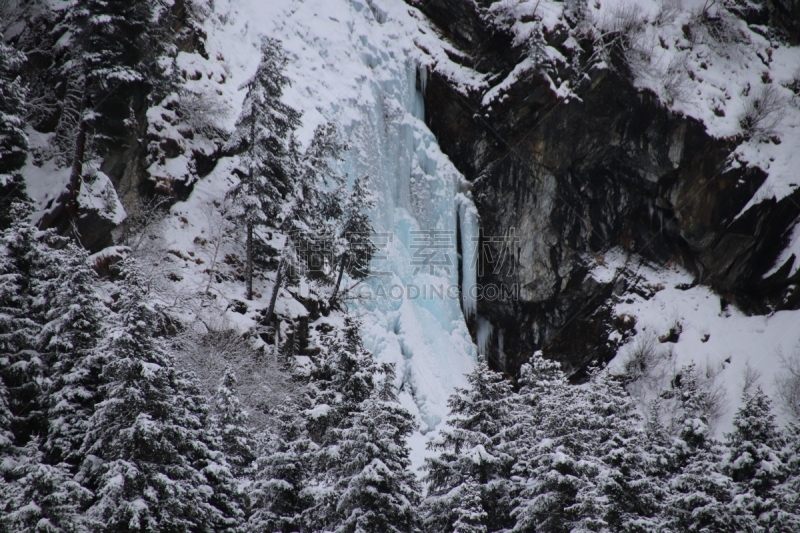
[327,363,421,533]
[304,317,376,442]
[423,360,515,533]
[655,364,740,532]
[509,356,660,532]
[507,351,569,432]
[34,241,106,469]
[290,122,347,280]
[330,174,377,305]
[79,260,245,532]
[211,367,256,479]
[507,353,587,533]
[227,37,302,300]
[248,403,314,533]
[774,423,800,531]
[0,42,30,229]
[0,204,66,529]
[1,437,92,533]
[301,317,421,533]
[451,478,488,533]
[574,370,661,532]
[0,203,50,450]
[0,375,15,526]
[61,0,155,148]
[725,385,788,531]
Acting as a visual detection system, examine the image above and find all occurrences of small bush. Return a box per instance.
[621,332,675,400]
[661,53,691,104]
[686,4,746,51]
[177,89,230,138]
[739,84,785,140]
[654,0,682,27]
[776,348,800,421]
[594,1,652,79]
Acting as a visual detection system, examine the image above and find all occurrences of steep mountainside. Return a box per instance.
[7,2,800,530]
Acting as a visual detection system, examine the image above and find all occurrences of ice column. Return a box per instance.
[458,194,479,319]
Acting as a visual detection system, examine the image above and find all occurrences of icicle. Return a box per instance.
[418,63,428,96]
[498,328,506,370]
[476,316,493,357]
[458,195,479,319]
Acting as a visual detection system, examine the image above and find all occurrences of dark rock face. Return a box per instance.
[769,0,800,43]
[414,0,800,374]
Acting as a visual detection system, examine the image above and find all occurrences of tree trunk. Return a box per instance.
[263,262,283,328]
[244,118,256,300]
[205,234,222,296]
[246,223,254,300]
[330,253,347,305]
[38,75,89,239]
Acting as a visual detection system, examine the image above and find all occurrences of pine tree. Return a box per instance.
[0,207,84,531]
[0,43,30,229]
[0,351,18,527]
[1,438,92,533]
[227,37,302,300]
[43,0,157,235]
[290,122,347,282]
[576,371,661,532]
[211,367,256,479]
[35,242,106,469]
[774,423,800,531]
[725,386,787,531]
[0,204,50,449]
[0,206,34,521]
[329,366,421,533]
[509,356,660,533]
[302,318,421,533]
[423,361,515,533]
[656,364,740,533]
[304,317,377,442]
[79,260,245,532]
[330,174,377,304]
[451,478,488,533]
[248,403,314,533]
[507,353,586,533]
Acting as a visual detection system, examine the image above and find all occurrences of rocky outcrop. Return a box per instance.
[414,0,800,374]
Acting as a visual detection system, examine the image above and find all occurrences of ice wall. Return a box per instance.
[210,0,479,431]
[340,56,478,431]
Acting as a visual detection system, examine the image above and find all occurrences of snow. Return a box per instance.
[764,219,800,279]
[79,170,126,225]
[308,404,331,420]
[20,130,70,221]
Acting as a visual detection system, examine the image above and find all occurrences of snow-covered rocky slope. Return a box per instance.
[594,252,800,433]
